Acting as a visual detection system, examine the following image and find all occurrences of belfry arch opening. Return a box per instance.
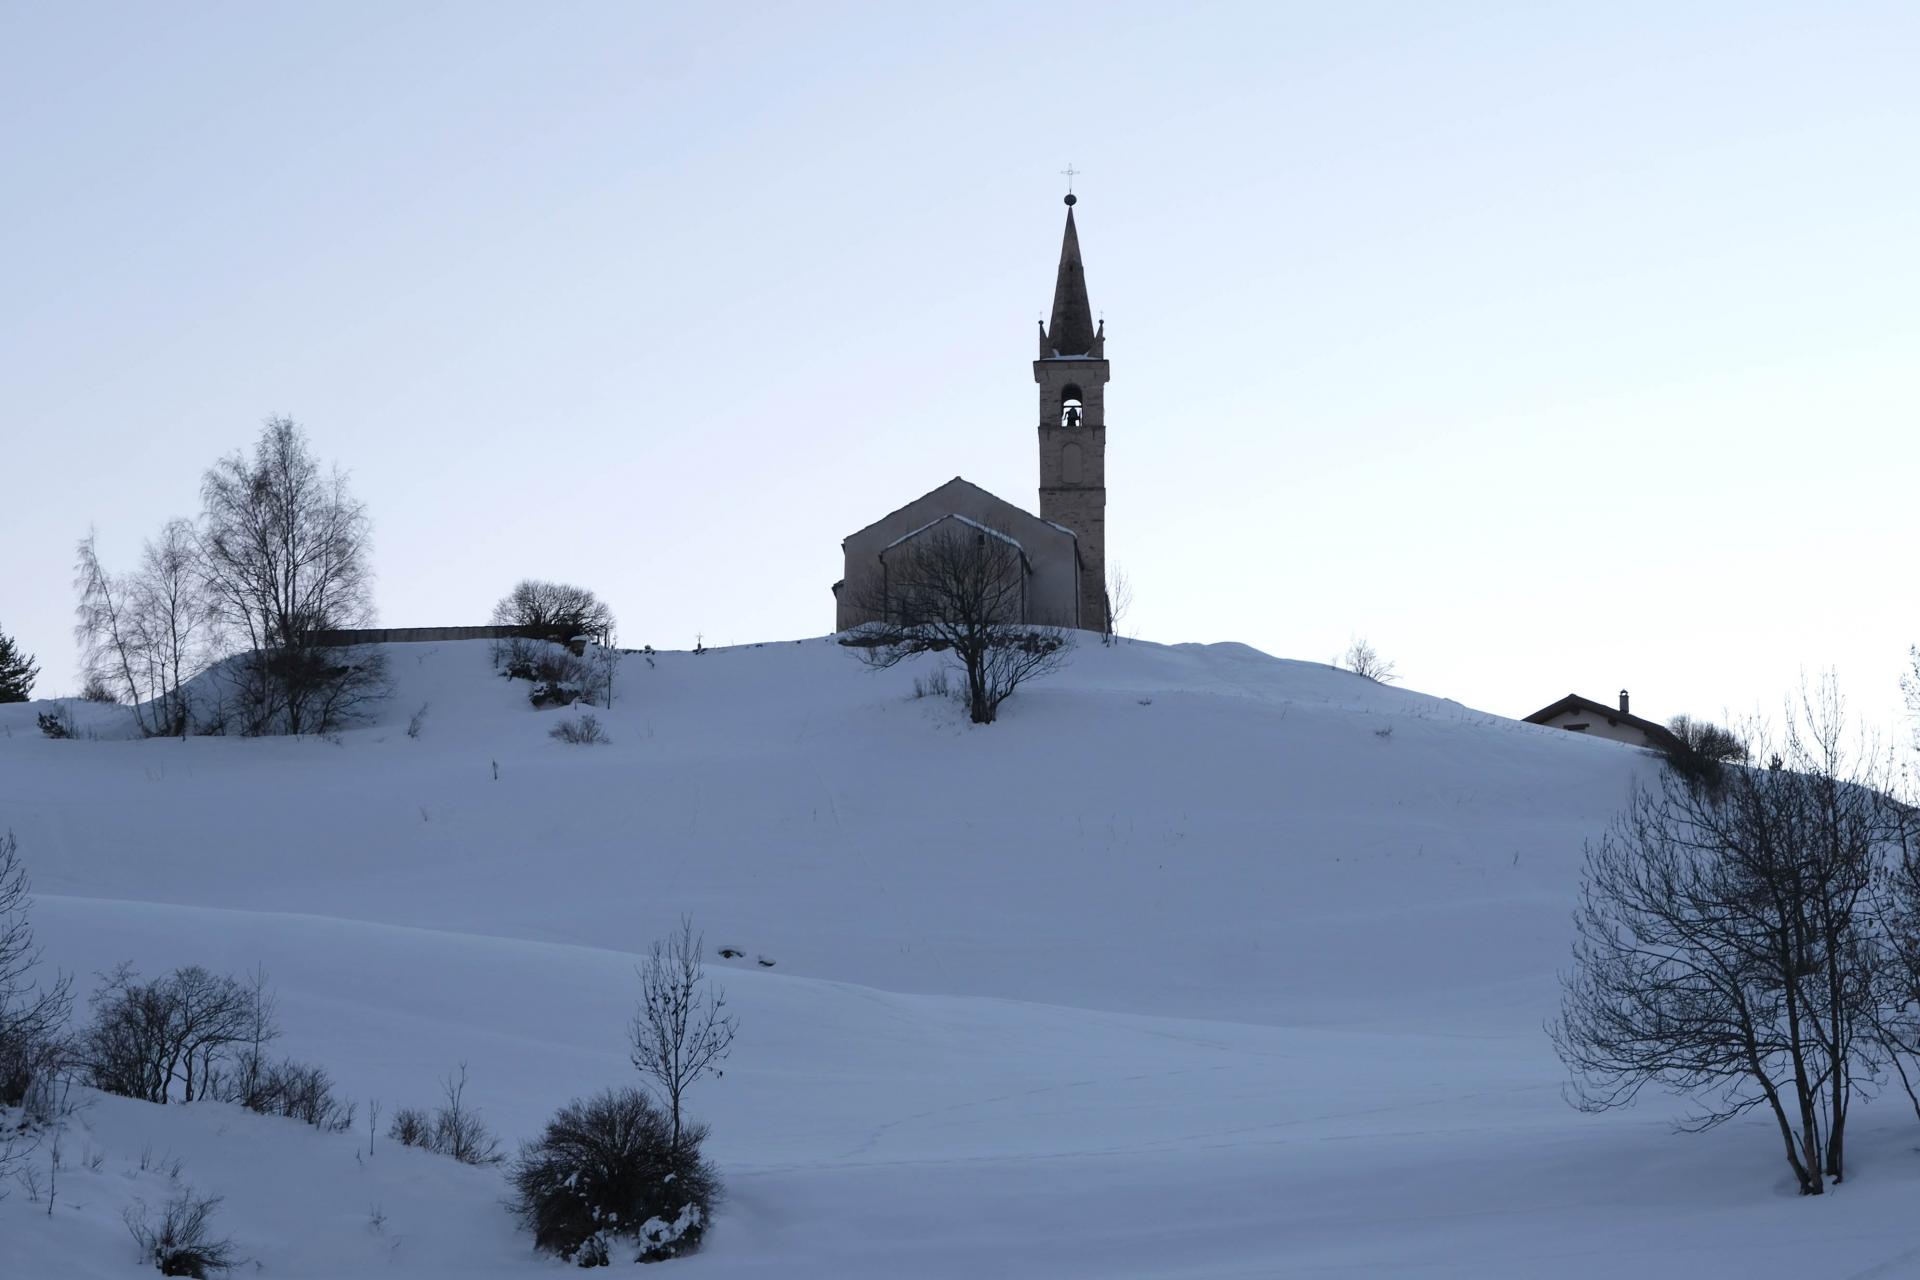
[1059,383,1084,428]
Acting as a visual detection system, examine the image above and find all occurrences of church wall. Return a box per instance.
[837,481,1080,632]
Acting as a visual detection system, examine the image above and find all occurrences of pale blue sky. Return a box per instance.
[3,2,1917,732]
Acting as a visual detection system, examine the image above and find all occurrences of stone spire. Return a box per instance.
[1043,195,1098,358]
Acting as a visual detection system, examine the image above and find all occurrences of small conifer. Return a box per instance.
[0,625,38,702]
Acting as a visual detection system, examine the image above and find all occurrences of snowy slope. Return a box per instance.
[4,639,1918,1277]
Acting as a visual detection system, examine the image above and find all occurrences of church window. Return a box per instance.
[1061,441,1084,485]
[1060,384,1084,428]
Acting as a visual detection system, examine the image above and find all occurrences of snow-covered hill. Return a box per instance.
[4,639,1918,1277]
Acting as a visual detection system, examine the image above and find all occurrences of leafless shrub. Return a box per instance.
[388,1064,502,1165]
[124,1188,237,1277]
[405,702,428,739]
[1338,637,1398,684]
[1102,564,1133,647]
[216,1057,354,1133]
[388,1106,430,1149]
[1659,714,1749,791]
[549,713,609,746]
[431,1063,503,1165]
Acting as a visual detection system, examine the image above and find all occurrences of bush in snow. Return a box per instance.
[1337,636,1398,684]
[388,1063,503,1166]
[530,679,585,709]
[1655,713,1748,793]
[124,1188,238,1277]
[388,1105,431,1149]
[550,713,610,746]
[216,1057,356,1133]
[529,648,601,708]
[508,1086,718,1266]
[36,708,74,739]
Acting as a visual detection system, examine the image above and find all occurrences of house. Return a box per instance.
[1522,689,1682,752]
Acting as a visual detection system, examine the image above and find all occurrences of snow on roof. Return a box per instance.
[883,512,1026,554]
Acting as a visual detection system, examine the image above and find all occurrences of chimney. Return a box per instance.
[1619,689,1630,714]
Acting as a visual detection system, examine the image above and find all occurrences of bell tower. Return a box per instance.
[1034,192,1109,632]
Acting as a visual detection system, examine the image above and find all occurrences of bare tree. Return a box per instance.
[133,519,212,737]
[1,832,72,1135]
[76,521,214,737]
[492,580,615,642]
[491,580,617,682]
[591,626,619,709]
[846,529,1074,725]
[1871,805,1920,1123]
[215,967,279,1111]
[198,417,383,734]
[82,964,254,1104]
[629,918,736,1148]
[430,1062,503,1165]
[1102,564,1133,647]
[1338,637,1398,684]
[1551,683,1898,1194]
[1902,644,1920,734]
[75,531,156,735]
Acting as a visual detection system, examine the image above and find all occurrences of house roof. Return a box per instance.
[1523,693,1684,752]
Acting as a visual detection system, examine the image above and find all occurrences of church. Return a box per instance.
[832,194,1111,633]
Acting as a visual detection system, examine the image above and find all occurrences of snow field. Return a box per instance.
[4,637,1919,1276]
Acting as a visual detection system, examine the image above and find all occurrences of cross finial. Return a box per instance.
[1060,163,1081,195]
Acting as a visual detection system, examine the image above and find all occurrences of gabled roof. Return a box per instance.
[1523,693,1683,752]
[841,476,1076,549]
[883,513,1025,555]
